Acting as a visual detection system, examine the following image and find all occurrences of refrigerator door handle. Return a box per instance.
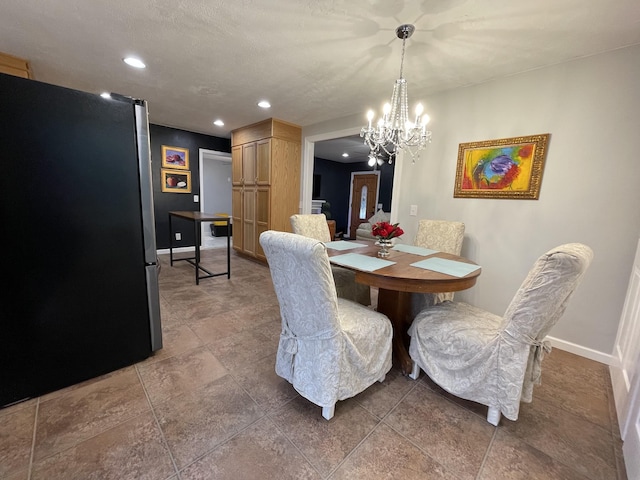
[134,100,158,265]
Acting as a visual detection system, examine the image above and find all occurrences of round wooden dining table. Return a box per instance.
[327,241,481,375]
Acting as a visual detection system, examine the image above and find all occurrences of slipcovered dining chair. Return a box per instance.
[290,214,371,306]
[410,219,465,317]
[259,230,392,420]
[408,243,593,426]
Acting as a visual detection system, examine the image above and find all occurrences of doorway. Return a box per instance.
[308,131,392,238]
[348,172,380,238]
[198,149,232,248]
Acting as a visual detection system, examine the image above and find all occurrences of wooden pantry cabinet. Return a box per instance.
[231,118,301,261]
[0,52,32,79]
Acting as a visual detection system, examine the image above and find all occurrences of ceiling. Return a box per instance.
[2,0,639,162]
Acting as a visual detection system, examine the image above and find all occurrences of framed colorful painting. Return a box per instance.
[161,169,191,193]
[454,134,550,199]
[161,145,189,170]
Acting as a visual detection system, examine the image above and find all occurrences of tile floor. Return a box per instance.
[0,247,629,480]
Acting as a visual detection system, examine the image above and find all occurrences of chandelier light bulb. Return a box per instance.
[383,103,391,118]
[368,154,376,167]
[367,109,375,128]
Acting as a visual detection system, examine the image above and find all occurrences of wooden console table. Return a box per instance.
[168,211,231,285]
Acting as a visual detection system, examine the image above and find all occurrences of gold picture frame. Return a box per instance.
[161,145,189,170]
[161,168,192,193]
[454,133,550,199]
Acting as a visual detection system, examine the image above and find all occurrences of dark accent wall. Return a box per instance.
[150,124,230,249]
[313,158,395,235]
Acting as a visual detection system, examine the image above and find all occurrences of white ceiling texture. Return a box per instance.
[1,0,639,162]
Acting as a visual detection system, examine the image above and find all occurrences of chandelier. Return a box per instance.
[361,24,432,167]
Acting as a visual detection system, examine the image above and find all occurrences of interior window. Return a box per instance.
[359,185,368,219]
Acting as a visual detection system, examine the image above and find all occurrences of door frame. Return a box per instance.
[300,123,401,223]
[198,148,232,242]
[610,237,640,479]
[347,171,380,237]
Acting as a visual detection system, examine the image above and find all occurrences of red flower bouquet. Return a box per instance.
[371,221,404,240]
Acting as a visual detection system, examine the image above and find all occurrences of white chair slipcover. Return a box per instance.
[408,243,593,425]
[290,214,371,306]
[259,230,392,420]
[410,219,465,316]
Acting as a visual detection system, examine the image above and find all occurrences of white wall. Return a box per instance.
[302,44,640,361]
[199,149,232,235]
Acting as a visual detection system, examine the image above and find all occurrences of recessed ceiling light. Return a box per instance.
[342,153,349,157]
[213,119,224,126]
[123,57,146,69]
[257,100,271,109]
[100,92,111,99]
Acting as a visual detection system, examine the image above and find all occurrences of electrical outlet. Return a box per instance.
[175,232,181,241]
[410,205,418,216]
[193,194,199,202]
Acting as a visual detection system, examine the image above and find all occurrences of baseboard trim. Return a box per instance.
[546,336,614,365]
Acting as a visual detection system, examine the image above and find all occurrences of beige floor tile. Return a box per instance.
[0,398,37,418]
[271,396,380,477]
[385,383,494,480]
[206,328,277,371]
[174,298,229,324]
[187,310,252,343]
[418,372,489,419]
[34,367,149,462]
[501,400,617,480]
[330,422,451,479]
[179,417,320,480]
[0,402,36,478]
[154,375,263,469]
[231,353,299,411]
[479,428,590,479]
[137,345,227,406]
[31,412,175,480]
[138,322,203,365]
[352,365,418,419]
[535,349,611,430]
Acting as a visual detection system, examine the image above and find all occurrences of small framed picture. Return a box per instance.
[454,133,550,199]
[161,169,191,193]
[161,145,189,170]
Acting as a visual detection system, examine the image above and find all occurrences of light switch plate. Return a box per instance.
[410,205,418,216]
[194,195,199,202]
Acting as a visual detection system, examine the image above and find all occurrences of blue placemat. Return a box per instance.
[392,244,439,256]
[330,253,395,272]
[324,240,368,251]
[411,257,481,277]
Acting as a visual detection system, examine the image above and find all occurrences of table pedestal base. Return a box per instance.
[376,288,414,375]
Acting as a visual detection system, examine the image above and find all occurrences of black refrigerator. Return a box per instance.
[0,73,162,408]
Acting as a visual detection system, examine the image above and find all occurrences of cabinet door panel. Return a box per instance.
[232,146,243,185]
[242,143,257,185]
[256,139,271,185]
[256,188,270,225]
[243,187,256,256]
[232,187,243,251]
[255,188,270,260]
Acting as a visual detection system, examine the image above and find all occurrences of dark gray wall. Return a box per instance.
[150,124,230,249]
[313,157,395,235]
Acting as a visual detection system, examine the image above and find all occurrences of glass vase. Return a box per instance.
[377,238,393,257]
